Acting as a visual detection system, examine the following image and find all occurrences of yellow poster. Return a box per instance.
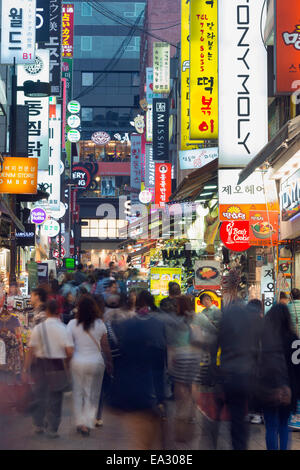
[195,290,221,313]
[190,0,218,140]
[181,0,203,150]
[150,267,182,307]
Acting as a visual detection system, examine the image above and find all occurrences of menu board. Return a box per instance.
[150,267,181,306]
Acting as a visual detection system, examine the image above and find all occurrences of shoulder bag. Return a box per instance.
[40,322,71,393]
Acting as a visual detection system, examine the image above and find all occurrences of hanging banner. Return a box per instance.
[130,134,142,204]
[153,98,169,161]
[275,0,300,94]
[189,0,218,140]
[62,3,74,58]
[0,157,38,194]
[218,0,268,167]
[40,0,62,96]
[180,0,203,150]
[17,49,50,170]
[1,0,36,65]
[155,163,172,207]
[153,42,170,94]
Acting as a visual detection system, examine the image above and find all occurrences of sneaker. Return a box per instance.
[250,415,263,424]
[95,419,103,427]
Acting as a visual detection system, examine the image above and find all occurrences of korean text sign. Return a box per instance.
[180,0,203,150]
[130,134,142,203]
[153,98,169,162]
[155,163,172,207]
[153,42,170,94]
[189,0,218,140]
[275,0,300,94]
[17,49,50,171]
[62,3,74,58]
[0,157,38,194]
[218,0,268,167]
[1,0,36,65]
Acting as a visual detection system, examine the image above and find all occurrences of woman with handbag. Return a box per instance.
[259,303,300,450]
[67,294,113,436]
[23,299,74,438]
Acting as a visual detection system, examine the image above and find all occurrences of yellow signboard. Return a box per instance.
[150,267,181,307]
[180,0,203,150]
[0,157,38,194]
[190,0,218,140]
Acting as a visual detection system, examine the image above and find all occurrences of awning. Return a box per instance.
[237,115,300,185]
[169,159,218,202]
[0,197,25,232]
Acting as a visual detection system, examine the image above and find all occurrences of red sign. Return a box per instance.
[220,221,250,252]
[53,247,66,259]
[62,4,74,58]
[155,163,172,207]
[276,0,300,94]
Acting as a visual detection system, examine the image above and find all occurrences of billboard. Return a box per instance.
[153,42,170,94]
[275,0,300,94]
[0,157,38,194]
[1,0,36,65]
[62,3,74,58]
[189,0,218,140]
[218,0,268,167]
[153,98,169,162]
[179,147,218,170]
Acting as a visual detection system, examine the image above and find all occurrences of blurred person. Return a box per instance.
[160,282,181,315]
[62,292,75,325]
[23,300,74,438]
[128,288,137,314]
[60,273,78,298]
[280,292,290,306]
[74,263,87,287]
[80,274,96,294]
[258,303,300,450]
[95,270,114,297]
[30,287,48,326]
[107,290,166,450]
[49,280,64,316]
[218,300,261,450]
[67,295,113,436]
[288,288,300,335]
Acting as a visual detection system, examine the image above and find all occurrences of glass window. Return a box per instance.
[82,72,93,86]
[81,2,92,16]
[81,107,93,121]
[81,36,92,51]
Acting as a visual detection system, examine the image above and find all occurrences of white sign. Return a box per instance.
[51,202,66,220]
[37,104,61,213]
[153,42,170,94]
[91,131,111,145]
[67,114,81,129]
[179,148,218,170]
[139,190,153,205]
[17,49,49,170]
[218,170,278,205]
[68,129,80,143]
[261,264,275,313]
[146,105,153,142]
[41,219,60,237]
[1,0,36,65]
[218,0,268,167]
[67,100,80,114]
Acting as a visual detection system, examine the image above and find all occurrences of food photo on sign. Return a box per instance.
[194,260,221,290]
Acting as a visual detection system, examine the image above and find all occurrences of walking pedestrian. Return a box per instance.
[67,294,113,436]
[23,300,74,438]
[30,287,48,326]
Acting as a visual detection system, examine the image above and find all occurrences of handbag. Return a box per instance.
[40,322,71,393]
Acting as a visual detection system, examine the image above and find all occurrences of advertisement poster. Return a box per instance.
[190,0,218,140]
[0,157,38,194]
[280,169,300,221]
[249,210,279,246]
[101,176,115,197]
[179,147,218,170]
[150,267,181,306]
[195,290,221,314]
[195,260,221,290]
[62,3,74,58]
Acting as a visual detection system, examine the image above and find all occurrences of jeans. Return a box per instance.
[263,406,291,450]
[31,360,64,433]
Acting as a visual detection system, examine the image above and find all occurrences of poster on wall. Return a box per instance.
[195,290,222,314]
[195,260,221,290]
[189,0,218,140]
[101,176,115,197]
[150,267,181,306]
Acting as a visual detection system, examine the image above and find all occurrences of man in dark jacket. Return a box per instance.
[218,300,260,450]
[73,264,87,286]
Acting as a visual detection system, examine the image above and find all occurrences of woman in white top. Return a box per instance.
[67,294,112,436]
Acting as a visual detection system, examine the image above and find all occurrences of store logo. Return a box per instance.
[24,55,44,75]
[220,221,250,252]
[222,205,246,220]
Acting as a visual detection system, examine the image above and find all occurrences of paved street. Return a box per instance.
[1,393,300,451]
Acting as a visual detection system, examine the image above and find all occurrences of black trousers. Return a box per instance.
[31,359,64,433]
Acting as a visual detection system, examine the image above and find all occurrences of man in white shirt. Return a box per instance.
[24,299,74,438]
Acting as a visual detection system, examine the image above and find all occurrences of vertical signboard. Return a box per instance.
[153,98,169,162]
[130,134,142,203]
[62,3,74,58]
[17,49,50,170]
[145,144,155,202]
[189,0,218,140]
[153,42,170,94]
[1,0,36,64]
[275,0,300,94]
[146,67,154,104]
[38,104,62,213]
[180,0,202,150]
[36,0,50,44]
[218,0,268,167]
[146,104,153,142]
[155,163,172,207]
[40,0,62,96]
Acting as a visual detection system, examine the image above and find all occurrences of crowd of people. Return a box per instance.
[1,262,300,451]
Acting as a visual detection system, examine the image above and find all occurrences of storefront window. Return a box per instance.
[79,140,131,162]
